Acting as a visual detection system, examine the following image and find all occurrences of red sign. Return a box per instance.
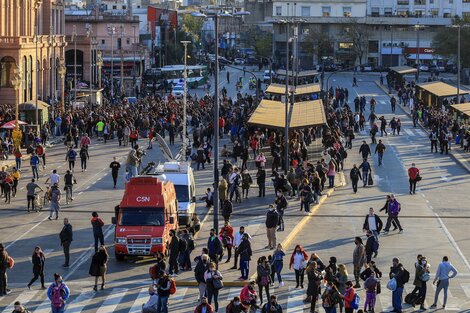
[405,47,435,54]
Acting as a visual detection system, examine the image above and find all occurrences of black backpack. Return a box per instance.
[402,268,410,284]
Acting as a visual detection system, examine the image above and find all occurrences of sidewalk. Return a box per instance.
[375,80,470,173]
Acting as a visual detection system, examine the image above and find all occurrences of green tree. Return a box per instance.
[343,19,370,65]
[301,26,334,61]
[245,26,273,58]
[182,14,204,42]
[432,17,470,67]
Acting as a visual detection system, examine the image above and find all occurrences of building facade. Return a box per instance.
[0,0,66,114]
[271,0,468,69]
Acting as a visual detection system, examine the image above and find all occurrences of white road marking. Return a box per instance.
[286,287,306,313]
[441,175,450,182]
[32,297,52,313]
[377,290,394,312]
[404,129,414,136]
[128,288,150,313]
[172,287,188,301]
[434,212,470,272]
[1,290,40,313]
[95,288,128,313]
[416,129,426,136]
[460,283,470,298]
[5,216,49,249]
[226,287,241,301]
[43,248,54,256]
[65,291,95,313]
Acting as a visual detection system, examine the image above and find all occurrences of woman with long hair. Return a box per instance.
[27,246,46,290]
[89,245,109,291]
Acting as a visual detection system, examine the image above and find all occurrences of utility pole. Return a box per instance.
[107,24,116,101]
[213,14,220,231]
[181,40,190,156]
[458,25,461,103]
[73,25,77,108]
[120,24,125,96]
[284,21,290,175]
[86,23,93,107]
[133,24,137,97]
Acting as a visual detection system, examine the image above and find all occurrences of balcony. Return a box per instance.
[365,15,452,26]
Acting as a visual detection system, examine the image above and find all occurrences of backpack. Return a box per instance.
[51,283,65,308]
[389,201,400,216]
[372,238,379,252]
[149,265,159,280]
[351,293,360,310]
[169,279,177,295]
[402,268,410,284]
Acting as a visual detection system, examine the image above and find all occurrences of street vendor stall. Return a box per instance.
[388,66,417,90]
[416,81,468,107]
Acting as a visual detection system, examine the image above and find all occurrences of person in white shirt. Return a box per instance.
[431,256,458,309]
[142,286,158,313]
[230,226,252,270]
[45,169,60,187]
[362,207,383,241]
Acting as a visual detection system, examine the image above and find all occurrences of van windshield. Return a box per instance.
[174,185,189,202]
[120,207,165,226]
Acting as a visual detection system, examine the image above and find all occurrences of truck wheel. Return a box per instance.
[115,254,125,261]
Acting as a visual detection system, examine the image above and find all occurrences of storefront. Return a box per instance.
[405,47,443,66]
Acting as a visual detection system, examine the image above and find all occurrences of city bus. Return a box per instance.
[144,65,208,89]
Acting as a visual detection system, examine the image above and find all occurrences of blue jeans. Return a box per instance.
[240,260,249,278]
[301,200,311,212]
[362,171,369,186]
[323,306,336,313]
[15,158,21,170]
[392,286,403,312]
[127,165,138,178]
[51,306,65,313]
[31,166,39,179]
[274,261,283,283]
[328,175,335,187]
[378,152,383,165]
[157,296,169,313]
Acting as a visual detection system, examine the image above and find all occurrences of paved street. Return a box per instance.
[2,72,470,313]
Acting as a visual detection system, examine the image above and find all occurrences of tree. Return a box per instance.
[245,26,273,58]
[343,19,370,65]
[182,14,204,42]
[432,17,470,68]
[301,26,334,63]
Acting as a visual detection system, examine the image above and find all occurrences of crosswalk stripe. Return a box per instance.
[404,129,414,136]
[416,129,426,136]
[286,287,305,313]
[460,283,470,298]
[377,290,393,312]
[1,291,40,313]
[128,288,149,313]
[66,291,95,313]
[172,287,188,301]
[33,297,52,313]
[226,287,240,301]
[96,288,128,313]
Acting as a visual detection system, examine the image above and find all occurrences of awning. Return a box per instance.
[451,103,470,116]
[266,83,321,95]
[1,120,28,129]
[389,66,417,75]
[276,69,318,77]
[19,100,50,111]
[248,99,327,129]
[407,54,441,60]
[417,81,469,98]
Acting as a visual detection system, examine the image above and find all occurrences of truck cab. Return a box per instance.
[155,161,196,227]
[112,176,178,260]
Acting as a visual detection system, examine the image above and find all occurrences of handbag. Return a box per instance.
[368,173,374,186]
[386,277,397,291]
[212,278,224,290]
[259,276,270,286]
[415,174,422,182]
[420,272,430,282]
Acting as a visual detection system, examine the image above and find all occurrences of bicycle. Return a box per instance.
[43,186,50,207]
[65,185,73,204]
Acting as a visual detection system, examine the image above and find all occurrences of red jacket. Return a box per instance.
[239,285,257,304]
[343,287,356,309]
[289,248,308,269]
[219,225,234,240]
[408,167,419,180]
[194,303,214,313]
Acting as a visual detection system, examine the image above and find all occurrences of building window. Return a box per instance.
[122,5,126,9]
[463,12,470,18]
[102,39,105,45]
[397,10,408,16]
[0,57,15,88]
[371,7,380,16]
[301,6,310,17]
[339,42,354,50]
[343,7,352,17]
[126,38,130,45]
[397,0,409,4]
[112,5,117,9]
[431,9,439,16]
[322,6,331,17]
[415,0,425,5]
[384,7,393,16]
[275,6,282,16]
[369,40,379,53]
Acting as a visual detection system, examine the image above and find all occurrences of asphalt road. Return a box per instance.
[2,71,470,313]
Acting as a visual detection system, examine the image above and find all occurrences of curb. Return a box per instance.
[174,173,347,287]
[374,80,470,173]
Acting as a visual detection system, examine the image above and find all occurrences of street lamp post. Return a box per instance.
[107,24,116,101]
[34,0,42,127]
[133,25,137,97]
[97,51,103,89]
[120,24,125,96]
[58,58,66,111]
[86,23,93,106]
[72,25,77,108]
[284,21,290,175]
[11,66,22,150]
[181,40,190,156]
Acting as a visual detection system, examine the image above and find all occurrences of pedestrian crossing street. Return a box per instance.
[359,127,427,138]
[2,278,470,313]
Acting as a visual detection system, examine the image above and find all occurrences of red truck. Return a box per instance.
[112,176,178,260]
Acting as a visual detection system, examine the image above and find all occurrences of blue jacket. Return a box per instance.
[30,155,40,166]
[47,282,70,308]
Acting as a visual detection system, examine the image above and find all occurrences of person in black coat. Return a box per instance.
[265,205,279,250]
[362,207,383,238]
[89,245,109,291]
[168,230,179,276]
[27,246,46,289]
[59,218,73,267]
[256,168,266,197]
[350,164,362,194]
[365,230,377,263]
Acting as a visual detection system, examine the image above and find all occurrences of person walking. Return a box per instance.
[256,256,271,305]
[79,146,89,172]
[289,245,308,289]
[47,273,70,313]
[11,167,20,198]
[431,256,458,309]
[204,262,223,312]
[221,199,233,224]
[429,130,439,153]
[359,141,371,160]
[408,163,420,195]
[30,152,40,179]
[27,246,46,290]
[155,273,171,313]
[365,230,378,263]
[194,254,209,302]
[271,243,285,287]
[362,207,383,240]
[238,233,252,280]
[305,261,322,311]
[64,170,76,202]
[265,205,279,250]
[359,158,371,188]
[89,245,109,291]
[168,229,180,276]
[26,179,42,212]
[353,236,366,288]
[0,243,11,296]
[375,139,386,166]
[382,195,404,234]
[389,258,408,313]
[48,183,61,220]
[59,218,73,267]
[207,229,223,267]
[219,177,228,209]
[109,157,121,188]
[91,212,105,252]
[350,164,362,194]
[65,147,77,172]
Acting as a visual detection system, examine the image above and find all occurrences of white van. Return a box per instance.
[155,161,196,227]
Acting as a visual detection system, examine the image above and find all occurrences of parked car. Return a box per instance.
[418,64,429,72]
[234,58,245,65]
[263,70,274,84]
[172,84,184,98]
[361,64,373,72]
